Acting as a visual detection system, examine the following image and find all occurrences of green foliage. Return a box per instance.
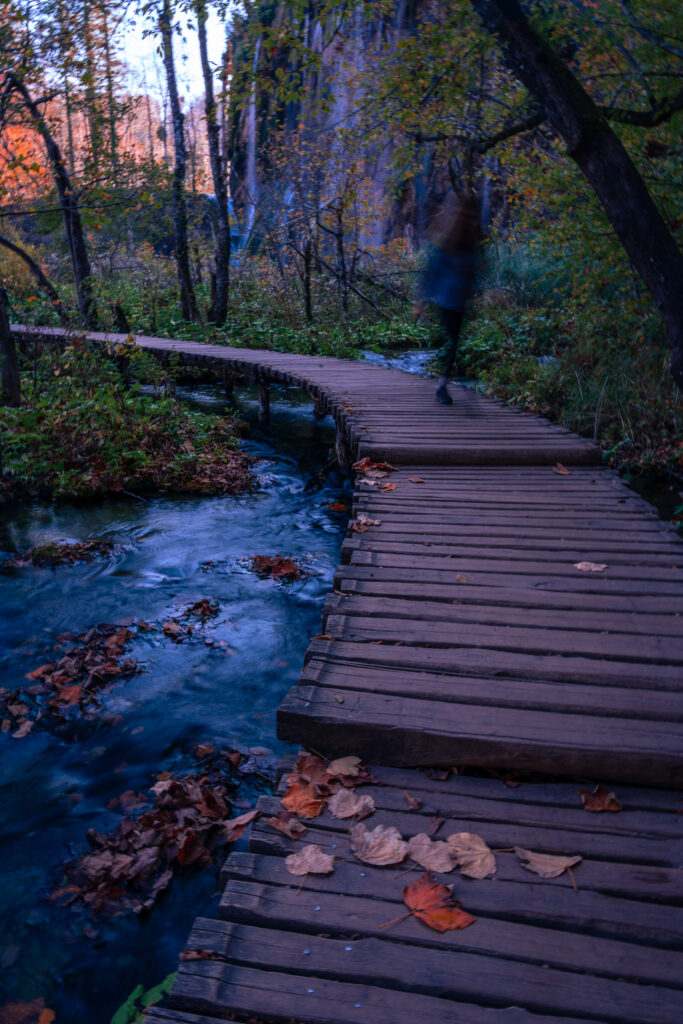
[0,344,252,502]
[458,256,682,474]
[110,972,176,1024]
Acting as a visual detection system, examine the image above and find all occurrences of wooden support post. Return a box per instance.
[310,389,328,420]
[335,424,352,469]
[223,367,236,398]
[258,377,270,424]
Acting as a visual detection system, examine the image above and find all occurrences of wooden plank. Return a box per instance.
[304,636,683,689]
[218,876,681,990]
[335,563,683,596]
[336,578,683,614]
[323,593,683,638]
[230,839,682,948]
[277,685,683,785]
[178,917,677,1024]
[324,612,683,662]
[302,658,683,722]
[169,959,602,1024]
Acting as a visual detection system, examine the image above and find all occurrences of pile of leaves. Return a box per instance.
[259,753,612,934]
[3,539,116,569]
[0,345,254,503]
[54,747,260,916]
[250,554,307,581]
[0,624,138,738]
[352,457,397,492]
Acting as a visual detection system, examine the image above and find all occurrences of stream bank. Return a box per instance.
[0,384,349,1023]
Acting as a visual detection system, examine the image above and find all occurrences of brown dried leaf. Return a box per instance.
[326,755,363,778]
[553,463,571,476]
[380,482,396,491]
[285,843,335,876]
[408,477,425,483]
[579,784,623,813]
[403,872,476,932]
[515,846,582,879]
[281,781,328,819]
[222,809,259,842]
[350,823,407,866]
[407,833,456,873]
[12,720,34,738]
[573,561,608,573]
[447,833,496,878]
[327,789,375,820]
[404,791,423,810]
[263,811,307,840]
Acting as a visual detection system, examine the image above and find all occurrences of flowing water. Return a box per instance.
[0,384,349,1023]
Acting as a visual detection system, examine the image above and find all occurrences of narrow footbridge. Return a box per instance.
[12,325,683,1024]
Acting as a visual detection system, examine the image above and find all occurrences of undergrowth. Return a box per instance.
[0,344,253,503]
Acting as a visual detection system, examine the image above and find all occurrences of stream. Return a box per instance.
[0,384,349,1023]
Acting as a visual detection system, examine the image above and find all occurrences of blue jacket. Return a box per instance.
[422,247,478,312]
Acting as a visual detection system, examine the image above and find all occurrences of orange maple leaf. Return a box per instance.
[403,871,476,932]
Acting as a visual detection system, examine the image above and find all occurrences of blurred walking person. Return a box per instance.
[420,191,482,405]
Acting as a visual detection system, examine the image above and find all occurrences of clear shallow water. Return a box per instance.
[0,385,349,1022]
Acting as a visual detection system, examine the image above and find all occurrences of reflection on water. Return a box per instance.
[0,384,349,1023]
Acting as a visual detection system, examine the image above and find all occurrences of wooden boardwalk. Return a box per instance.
[281,465,683,787]
[147,755,683,1024]
[12,325,683,1022]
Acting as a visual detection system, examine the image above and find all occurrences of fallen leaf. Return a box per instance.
[281,782,328,819]
[222,809,259,842]
[553,463,571,475]
[579,784,623,813]
[350,823,407,865]
[58,685,82,706]
[515,846,582,879]
[263,811,307,839]
[407,833,456,873]
[327,789,375,820]
[404,791,423,810]
[251,554,306,581]
[328,501,348,512]
[403,872,476,932]
[355,513,381,527]
[408,477,425,483]
[456,574,468,583]
[428,815,445,836]
[447,833,496,878]
[573,561,608,573]
[163,621,183,637]
[380,482,396,491]
[327,755,363,777]
[12,720,34,738]
[285,843,335,876]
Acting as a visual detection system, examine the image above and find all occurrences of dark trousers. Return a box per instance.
[438,307,465,379]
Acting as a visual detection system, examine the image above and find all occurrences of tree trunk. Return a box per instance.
[8,74,97,328]
[197,1,230,325]
[0,288,20,407]
[102,6,119,175]
[82,0,102,168]
[469,0,683,389]
[159,0,199,322]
